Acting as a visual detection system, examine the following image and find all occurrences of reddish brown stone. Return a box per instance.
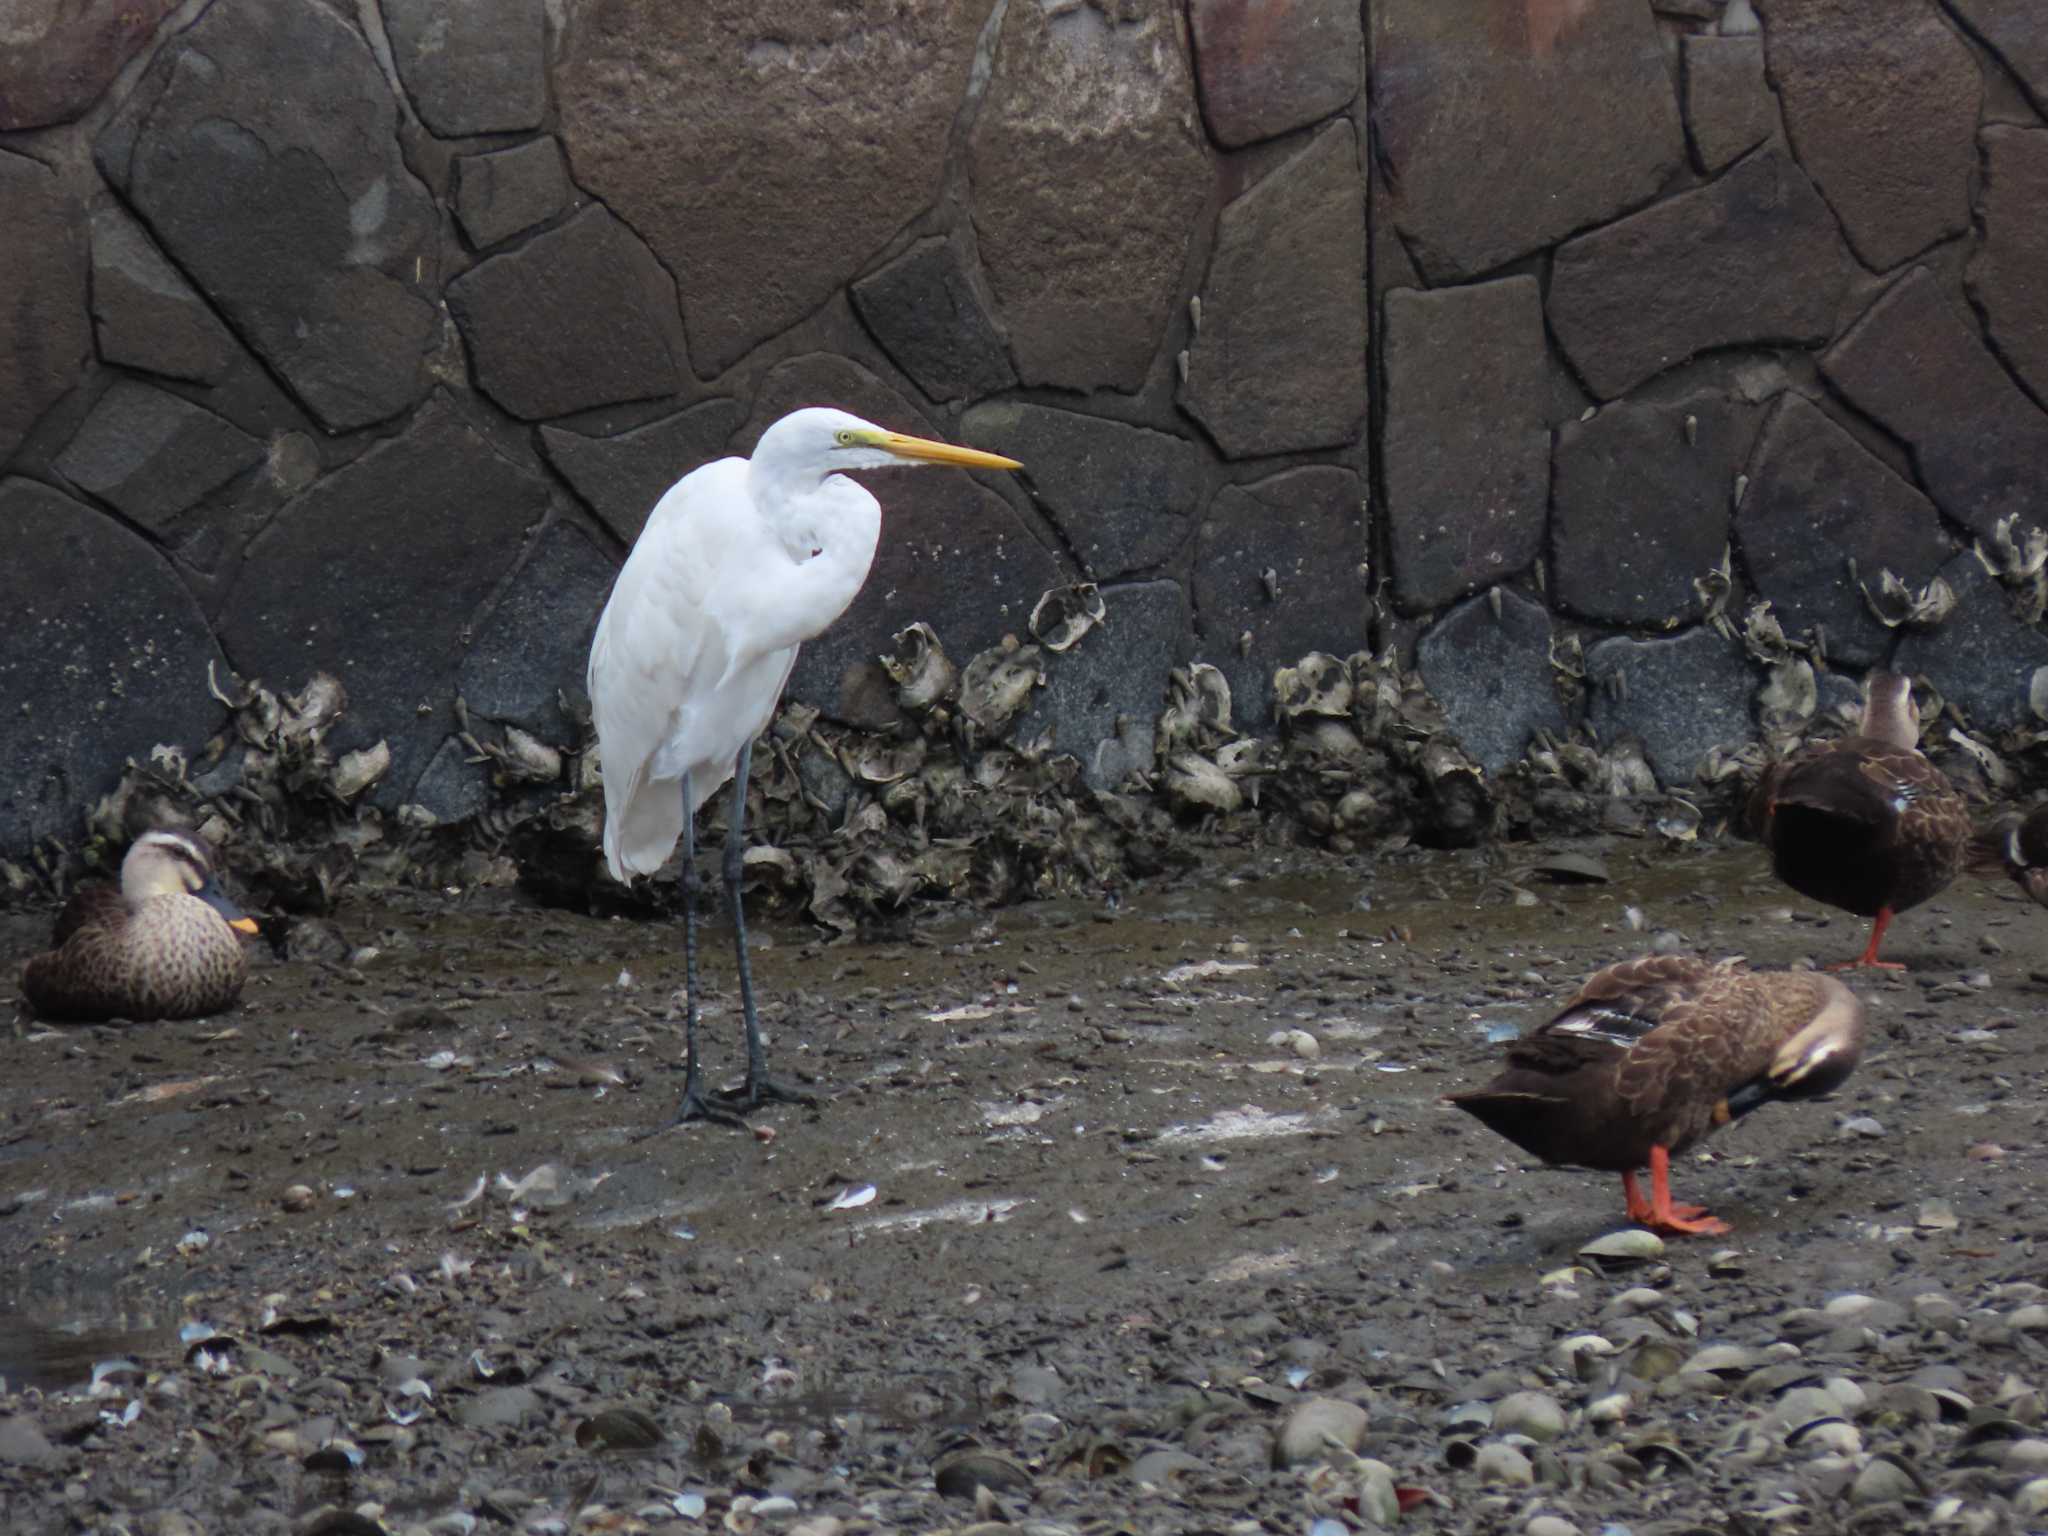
[1754,0,1979,272]
[0,0,177,131]
[1189,0,1361,148]
[1971,126,2048,407]
[0,153,89,464]
[969,0,1209,391]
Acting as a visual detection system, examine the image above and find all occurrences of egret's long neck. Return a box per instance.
[745,466,882,655]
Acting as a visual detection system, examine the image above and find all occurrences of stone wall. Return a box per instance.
[2,0,2045,858]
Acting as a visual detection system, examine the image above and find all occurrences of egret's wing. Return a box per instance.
[588,462,746,881]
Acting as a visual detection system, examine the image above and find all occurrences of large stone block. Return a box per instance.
[1681,36,1778,173]
[96,0,440,434]
[382,0,546,137]
[53,381,266,533]
[969,0,1210,391]
[1894,554,2048,733]
[0,479,227,851]
[461,521,620,739]
[0,153,90,464]
[1188,0,1361,148]
[850,237,1017,406]
[1016,580,1193,790]
[0,0,176,130]
[222,400,555,806]
[959,402,1205,582]
[1381,278,1549,613]
[447,208,688,421]
[89,208,238,385]
[541,400,745,549]
[1970,127,2048,407]
[1754,0,1979,272]
[1586,628,1755,787]
[558,0,982,376]
[452,139,571,251]
[1734,393,1952,668]
[1414,588,1564,778]
[1550,153,1847,400]
[1191,466,1368,728]
[739,356,1067,722]
[1821,267,2048,540]
[1373,0,1684,282]
[1180,122,1367,459]
[1552,393,1751,629]
[1948,0,2048,114]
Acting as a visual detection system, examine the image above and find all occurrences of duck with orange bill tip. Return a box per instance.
[21,830,261,1022]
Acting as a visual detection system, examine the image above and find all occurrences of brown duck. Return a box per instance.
[1448,955,1863,1236]
[21,831,260,1023]
[1984,803,2048,908]
[1749,671,1968,969]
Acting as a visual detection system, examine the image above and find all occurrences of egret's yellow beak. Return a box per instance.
[875,431,1022,472]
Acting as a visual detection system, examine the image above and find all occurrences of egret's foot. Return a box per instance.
[1824,955,1907,972]
[720,1074,819,1113]
[637,1083,748,1136]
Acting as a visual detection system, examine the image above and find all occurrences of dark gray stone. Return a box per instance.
[0,0,176,130]
[0,479,228,852]
[1735,393,1952,668]
[54,380,266,532]
[1550,153,1848,400]
[1191,466,1368,729]
[383,0,546,137]
[0,152,90,464]
[447,207,688,421]
[960,402,1204,582]
[850,237,1018,406]
[1821,266,2048,540]
[1681,36,1778,173]
[1373,0,1685,282]
[452,138,571,250]
[1382,277,1549,613]
[1552,393,1752,629]
[89,207,238,385]
[1180,122,1367,459]
[1414,589,1565,778]
[540,400,745,549]
[969,0,1210,390]
[221,400,553,807]
[1017,580,1193,789]
[461,521,619,738]
[1948,0,2048,114]
[739,356,1067,724]
[558,0,982,376]
[1970,127,2048,407]
[1586,628,1755,787]
[406,735,491,825]
[1894,554,2048,734]
[96,0,441,434]
[1188,0,1362,148]
[1754,0,1979,272]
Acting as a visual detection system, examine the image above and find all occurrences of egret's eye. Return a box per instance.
[834,429,857,447]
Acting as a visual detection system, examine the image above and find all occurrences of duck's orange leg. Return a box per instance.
[1826,906,1907,972]
[1627,1146,1730,1236]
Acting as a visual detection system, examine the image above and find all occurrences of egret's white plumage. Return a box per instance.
[585,405,1022,1124]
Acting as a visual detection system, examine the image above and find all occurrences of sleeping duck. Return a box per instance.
[21,830,260,1023]
[1748,670,1969,969]
[1449,954,1864,1236]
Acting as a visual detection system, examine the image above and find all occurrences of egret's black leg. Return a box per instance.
[647,770,742,1132]
[719,741,815,1111]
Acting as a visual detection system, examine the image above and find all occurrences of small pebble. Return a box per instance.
[1527,1517,1580,1536]
[1273,1396,1368,1467]
[1492,1391,1565,1443]
[1473,1441,1534,1486]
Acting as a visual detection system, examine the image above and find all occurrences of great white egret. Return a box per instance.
[588,406,1024,1126]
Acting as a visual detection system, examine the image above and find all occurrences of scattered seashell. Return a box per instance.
[1273,1395,1369,1467]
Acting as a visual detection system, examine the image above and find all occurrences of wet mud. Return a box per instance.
[2,836,2045,1534]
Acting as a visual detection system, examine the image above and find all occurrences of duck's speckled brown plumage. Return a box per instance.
[1748,671,1968,968]
[1449,954,1864,1235]
[21,832,256,1023]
